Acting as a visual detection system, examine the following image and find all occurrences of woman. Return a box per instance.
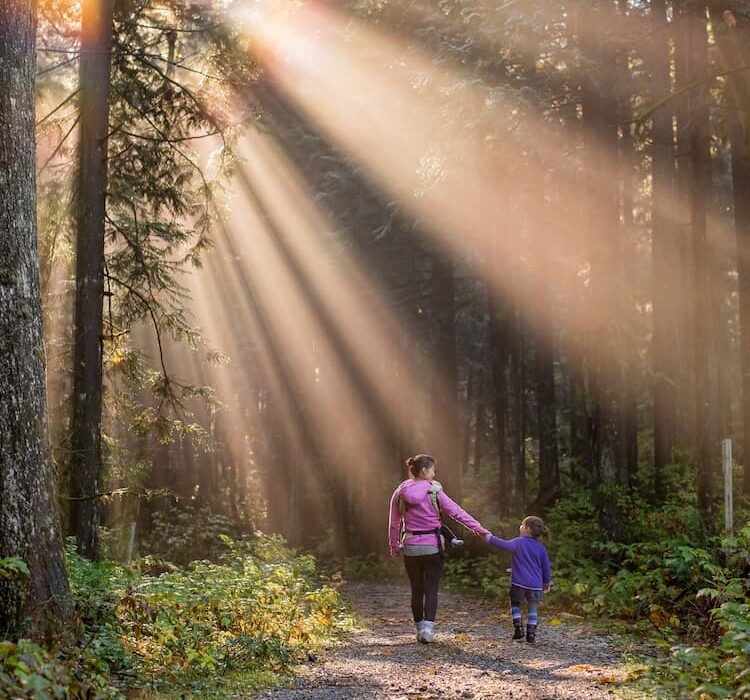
[388,453,489,643]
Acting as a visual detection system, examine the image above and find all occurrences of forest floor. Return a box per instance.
[254,581,642,700]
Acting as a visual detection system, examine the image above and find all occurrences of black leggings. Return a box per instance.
[403,553,444,622]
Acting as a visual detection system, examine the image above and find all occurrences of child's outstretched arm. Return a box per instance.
[485,533,518,552]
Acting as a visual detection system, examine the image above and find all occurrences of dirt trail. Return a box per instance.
[256,581,632,699]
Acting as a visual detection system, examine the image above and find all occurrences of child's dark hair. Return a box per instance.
[405,454,435,478]
[522,516,549,538]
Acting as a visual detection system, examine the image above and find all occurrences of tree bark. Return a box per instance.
[488,293,512,514]
[650,0,678,500]
[0,0,72,636]
[713,10,750,496]
[582,0,627,534]
[68,0,115,559]
[472,369,484,476]
[684,5,715,520]
[429,252,461,498]
[533,279,560,511]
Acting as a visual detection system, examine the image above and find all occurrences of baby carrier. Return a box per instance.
[398,480,463,558]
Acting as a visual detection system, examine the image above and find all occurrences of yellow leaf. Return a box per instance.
[548,617,563,626]
[596,675,619,685]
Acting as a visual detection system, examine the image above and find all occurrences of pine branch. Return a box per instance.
[37,115,80,176]
[629,64,750,126]
[120,19,222,34]
[104,270,170,388]
[37,55,79,76]
[36,88,79,126]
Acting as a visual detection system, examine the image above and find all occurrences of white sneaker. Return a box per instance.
[421,621,435,643]
[416,620,426,643]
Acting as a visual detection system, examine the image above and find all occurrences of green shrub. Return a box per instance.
[0,638,123,700]
[440,491,750,699]
[68,533,354,694]
[1,532,354,698]
[140,505,249,565]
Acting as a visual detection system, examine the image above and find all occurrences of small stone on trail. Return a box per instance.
[307,652,317,662]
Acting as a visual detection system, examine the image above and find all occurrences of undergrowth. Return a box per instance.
[0,533,355,699]
[440,491,750,699]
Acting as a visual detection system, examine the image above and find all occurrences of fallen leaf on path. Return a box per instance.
[548,617,563,626]
[595,675,620,684]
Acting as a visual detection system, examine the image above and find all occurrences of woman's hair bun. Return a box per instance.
[405,454,434,477]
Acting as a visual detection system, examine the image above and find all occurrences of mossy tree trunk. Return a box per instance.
[0,0,72,637]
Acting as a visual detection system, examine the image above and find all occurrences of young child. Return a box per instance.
[485,516,551,643]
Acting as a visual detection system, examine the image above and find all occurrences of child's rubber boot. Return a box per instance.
[416,620,426,643]
[512,623,525,641]
[526,624,537,644]
[421,620,436,643]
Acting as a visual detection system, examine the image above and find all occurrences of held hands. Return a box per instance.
[723,8,737,26]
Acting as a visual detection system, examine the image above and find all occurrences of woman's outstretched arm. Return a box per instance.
[437,491,489,536]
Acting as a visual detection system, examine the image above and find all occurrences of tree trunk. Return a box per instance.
[685,6,715,520]
[0,0,72,636]
[616,36,639,492]
[511,315,527,508]
[533,279,560,511]
[650,0,678,500]
[583,1,626,534]
[472,369,484,476]
[567,350,592,485]
[68,0,115,559]
[488,293,512,514]
[714,12,750,496]
[430,252,461,497]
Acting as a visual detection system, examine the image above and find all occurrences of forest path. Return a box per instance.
[255,581,633,699]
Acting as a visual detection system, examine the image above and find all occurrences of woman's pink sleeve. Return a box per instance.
[437,491,488,535]
[388,488,402,554]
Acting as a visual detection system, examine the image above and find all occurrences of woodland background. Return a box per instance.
[1,0,750,696]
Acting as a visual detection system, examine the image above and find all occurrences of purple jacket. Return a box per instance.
[389,479,488,555]
[486,533,551,590]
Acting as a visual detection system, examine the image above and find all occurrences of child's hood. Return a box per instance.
[398,478,433,505]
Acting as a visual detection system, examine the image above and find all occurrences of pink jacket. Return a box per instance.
[388,478,488,555]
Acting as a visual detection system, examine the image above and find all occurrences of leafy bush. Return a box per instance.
[0,638,122,700]
[440,491,750,699]
[334,553,401,582]
[141,505,250,565]
[1,533,354,698]
[444,552,510,597]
